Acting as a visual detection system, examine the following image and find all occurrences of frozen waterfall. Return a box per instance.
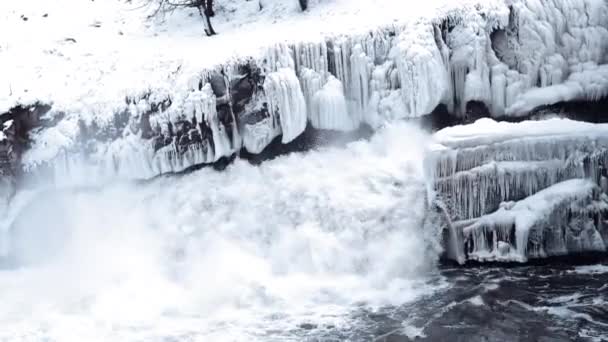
[431,118,608,263]
[16,0,608,184]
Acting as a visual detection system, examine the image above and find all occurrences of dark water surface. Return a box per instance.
[286,258,608,342]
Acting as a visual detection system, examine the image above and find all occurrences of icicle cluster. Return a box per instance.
[460,179,608,262]
[431,119,608,263]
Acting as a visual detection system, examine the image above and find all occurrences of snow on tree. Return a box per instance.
[146,0,217,36]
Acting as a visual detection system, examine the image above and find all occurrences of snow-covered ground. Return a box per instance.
[6,0,606,117]
[0,0,504,114]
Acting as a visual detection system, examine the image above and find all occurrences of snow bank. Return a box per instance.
[435,118,608,148]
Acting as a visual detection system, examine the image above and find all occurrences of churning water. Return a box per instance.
[0,123,447,341]
[1,122,607,342]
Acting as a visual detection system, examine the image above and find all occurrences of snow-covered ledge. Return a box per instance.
[431,118,608,263]
[1,0,606,187]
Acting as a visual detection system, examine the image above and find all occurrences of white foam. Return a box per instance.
[569,264,608,275]
[0,122,444,342]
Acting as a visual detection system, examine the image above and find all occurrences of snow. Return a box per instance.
[434,118,608,149]
[0,0,500,114]
[3,0,607,175]
[1,0,605,118]
[241,117,281,154]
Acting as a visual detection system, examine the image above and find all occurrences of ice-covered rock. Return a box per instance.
[432,118,608,263]
[391,23,449,117]
[9,0,608,186]
[459,179,608,262]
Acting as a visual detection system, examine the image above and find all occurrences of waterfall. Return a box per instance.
[0,122,445,342]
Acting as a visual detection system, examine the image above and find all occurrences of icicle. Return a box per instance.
[263,68,308,143]
[310,76,356,131]
[331,38,352,94]
[490,64,508,116]
[348,44,371,123]
[266,43,295,71]
[294,41,328,74]
[299,68,326,117]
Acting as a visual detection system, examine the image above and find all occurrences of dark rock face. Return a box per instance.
[414,101,491,132]
[416,104,459,132]
[240,123,373,165]
[53,63,266,179]
[464,101,491,123]
[528,97,608,123]
[0,103,52,207]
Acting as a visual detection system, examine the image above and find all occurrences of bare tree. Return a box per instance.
[148,0,217,36]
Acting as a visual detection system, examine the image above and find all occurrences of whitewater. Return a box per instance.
[0,123,448,342]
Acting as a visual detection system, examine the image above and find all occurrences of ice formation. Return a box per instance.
[263,68,308,143]
[431,118,608,263]
[459,179,608,262]
[9,0,605,184]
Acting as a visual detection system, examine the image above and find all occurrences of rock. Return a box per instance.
[209,71,227,98]
[299,323,316,330]
[0,103,50,211]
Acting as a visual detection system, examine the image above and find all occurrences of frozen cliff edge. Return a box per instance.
[431,118,608,263]
[0,0,606,187]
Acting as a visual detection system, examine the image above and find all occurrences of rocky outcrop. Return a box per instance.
[431,118,608,263]
[0,103,52,211]
[13,0,606,187]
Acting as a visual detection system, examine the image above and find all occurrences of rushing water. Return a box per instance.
[0,122,606,342]
[0,123,443,341]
